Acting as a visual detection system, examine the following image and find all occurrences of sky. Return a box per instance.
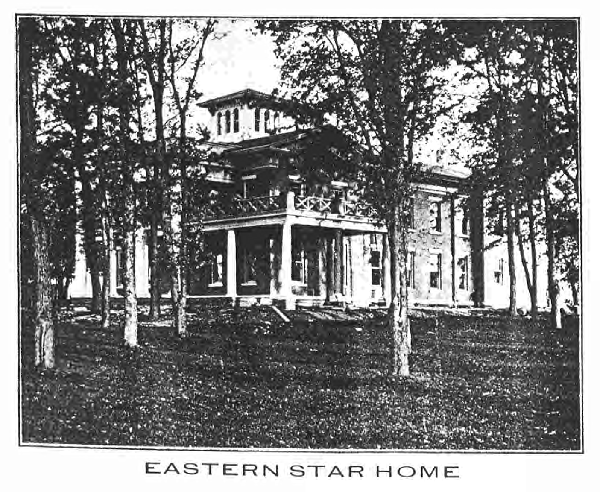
[200,20,281,99]
[185,20,282,134]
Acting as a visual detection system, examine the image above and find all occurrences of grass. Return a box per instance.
[20,304,580,450]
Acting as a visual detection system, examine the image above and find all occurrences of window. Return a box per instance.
[225,110,231,134]
[493,209,505,236]
[241,246,257,284]
[243,177,269,198]
[233,108,239,133]
[407,196,415,229]
[461,208,469,236]
[429,252,442,289]
[254,108,261,131]
[290,180,306,197]
[209,253,223,286]
[458,255,469,290]
[456,202,469,236]
[370,249,382,287]
[274,111,279,130]
[429,201,442,233]
[264,110,270,132]
[494,258,504,285]
[407,251,415,289]
[217,112,222,135]
[292,236,308,283]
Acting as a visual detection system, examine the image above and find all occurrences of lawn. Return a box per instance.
[20,303,581,450]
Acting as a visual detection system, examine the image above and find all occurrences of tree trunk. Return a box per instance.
[148,217,161,319]
[543,183,562,330]
[139,20,167,320]
[515,209,537,317]
[122,224,138,347]
[527,199,538,318]
[100,204,112,329]
[113,19,138,346]
[94,27,112,330]
[20,17,55,369]
[569,278,579,308]
[31,216,56,369]
[505,200,517,316]
[386,205,411,377]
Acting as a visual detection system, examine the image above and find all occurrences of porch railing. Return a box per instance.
[294,195,333,214]
[235,194,285,214]
[205,191,376,220]
[343,200,377,218]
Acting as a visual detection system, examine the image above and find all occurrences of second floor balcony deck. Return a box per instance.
[205,191,378,222]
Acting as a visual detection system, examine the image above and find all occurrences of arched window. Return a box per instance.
[225,110,231,134]
[217,112,222,135]
[264,110,270,132]
[254,108,261,132]
[233,108,239,133]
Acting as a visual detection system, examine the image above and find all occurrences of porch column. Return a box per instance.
[226,229,237,299]
[334,229,343,298]
[326,234,334,302]
[383,233,392,306]
[110,250,118,296]
[279,220,294,310]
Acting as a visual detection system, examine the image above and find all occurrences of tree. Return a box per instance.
[529,21,579,328]
[19,17,55,368]
[164,18,218,336]
[111,19,140,346]
[137,19,168,320]
[456,20,578,326]
[261,20,458,376]
[456,21,534,317]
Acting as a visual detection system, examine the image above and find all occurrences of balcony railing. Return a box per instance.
[205,191,376,220]
[235,194,285,214]
[294,195,333,214]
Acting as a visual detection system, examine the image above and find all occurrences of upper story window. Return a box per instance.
[456,200,469,236]
[233,108,240,133]
[225,110,231,134]
[254,108,261,131]
[458,255,469,290]
[407,250,416,289]
[429,252,442,289]
[217,112,222,135]
[429,200,442,233]
[494,258,504,285]
[264,110,270,132]
[493,208,505,236]
[407,196,415,229]
[461,209,469,236]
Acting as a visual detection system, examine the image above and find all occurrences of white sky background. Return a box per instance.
[200,20,281,99]
[183,19,282,133]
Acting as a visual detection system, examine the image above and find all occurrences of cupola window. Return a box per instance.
[233,108,240,133]
[225,110,231,134]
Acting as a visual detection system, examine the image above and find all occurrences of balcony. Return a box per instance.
[205,191,377,221]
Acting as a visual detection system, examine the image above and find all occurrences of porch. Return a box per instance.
[190,220,391,310]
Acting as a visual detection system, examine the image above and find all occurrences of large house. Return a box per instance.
[68,88,547,310]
